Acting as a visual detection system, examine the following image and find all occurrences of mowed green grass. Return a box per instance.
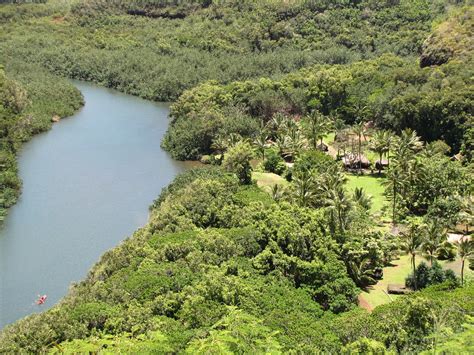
[252,171,288,188]
[345,174,387,214]
[360,255,415,308]
[361,254,474,309]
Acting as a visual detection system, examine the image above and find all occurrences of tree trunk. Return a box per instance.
[387,147,390,169]
[392,184,397,224]
[412,254,417,290]
[358,133,362,174]
[379,152,382,175]
[461,259,465,286]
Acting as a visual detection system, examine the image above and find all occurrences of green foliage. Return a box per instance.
[222,141,254,184]
[406,262,459,290]
[343,337,387,354]
[165,50,473,159]
[263,148,286,175]
[0,64,82,221]
[184,308,282,354]
[1,1,473,353]
[0,165,473,352]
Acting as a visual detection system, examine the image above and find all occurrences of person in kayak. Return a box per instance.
[36,295,47,305]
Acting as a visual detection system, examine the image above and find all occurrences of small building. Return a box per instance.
[387,284,412,295]
[342,153,370,169]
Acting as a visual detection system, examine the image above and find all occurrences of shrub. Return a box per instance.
[263,149,286,175]
[406,261,458,290]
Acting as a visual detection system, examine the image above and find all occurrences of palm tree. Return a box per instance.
[269,183,285,202]
[286,126,305,160]
[302,110,331,150]
[454,237,473,285]
[348,256,376,287]
[292,171,316,207]
[352,122,366,174]
[268,112,288,138]
[400,219,424,290]
[386,131,395,169]
[421,221,447,266]
[324,186,353,235]
[330,111,346,142]
[392,129,423,172]
[352,187,372,211]
[211,135,229,163]
[383,166,407,224]
[459,196,473,235]
[253,132,269,161]
[369,130,390,174]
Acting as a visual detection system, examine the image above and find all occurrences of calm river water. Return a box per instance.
[0,82,188,328]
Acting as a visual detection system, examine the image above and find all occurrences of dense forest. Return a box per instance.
[0,0,473,353]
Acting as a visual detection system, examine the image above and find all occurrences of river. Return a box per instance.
[0,81,188,328]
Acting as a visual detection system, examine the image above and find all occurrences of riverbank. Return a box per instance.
[0,81,186,328]
[0,63,84,222]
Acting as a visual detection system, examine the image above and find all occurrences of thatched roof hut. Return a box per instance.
[342,153,370,169]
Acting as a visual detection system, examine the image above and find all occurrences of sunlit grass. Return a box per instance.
[252,171,288,188]
[345,173,387,214]
[361,254,474,309]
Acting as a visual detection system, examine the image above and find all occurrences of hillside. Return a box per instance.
[0,0,473,353]
[0,0,457,101]
[1,168,473,352]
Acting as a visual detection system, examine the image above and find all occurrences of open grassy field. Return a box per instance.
[360,255,416,309]
[345,173,387,214]
[252,171,288,188]
[360,254,474,310]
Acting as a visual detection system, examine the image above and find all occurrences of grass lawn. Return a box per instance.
[323,132,335,145]
[252,171,288,188]
[360,254,474,310]
[345,173,387,214]
[360,255,415,309]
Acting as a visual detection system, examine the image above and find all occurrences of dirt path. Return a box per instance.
[358,294,373,312]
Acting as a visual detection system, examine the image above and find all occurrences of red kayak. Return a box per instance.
[36,295,47,305]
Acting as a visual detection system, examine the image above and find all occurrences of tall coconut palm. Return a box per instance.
[330,112,346,142]
[369,130,390,174]
[400,219,424,290]
[386,130,395,169]
[393,129,423,170]
[459,196,473,235]
[351,122,366,173]
[454,237,473,285]
[292,171,316,207]
[421,221,447,266]
[253,132,269,161]
[302,110,331,150]
[324,186,353,235]
[352,187,372,212]
[383,166,407,224]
